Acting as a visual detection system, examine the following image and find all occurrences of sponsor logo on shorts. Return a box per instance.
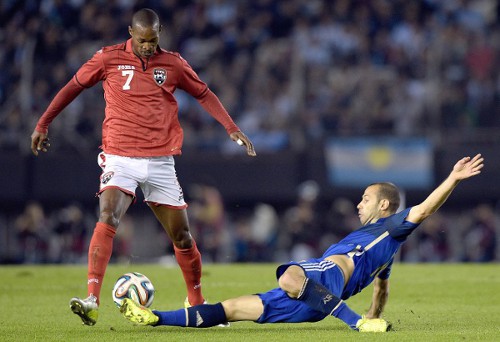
[101,171,114,184]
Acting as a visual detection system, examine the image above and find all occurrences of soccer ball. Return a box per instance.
[112,272,155,308]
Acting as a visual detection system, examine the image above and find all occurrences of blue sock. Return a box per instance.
[332,302,362,330]
[152,308,186,327]
[154,303,227,328]
[297,278,342,314]
[298,278,361,329]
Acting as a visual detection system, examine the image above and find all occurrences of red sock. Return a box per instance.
[87,222,116,305]
[174,240,204,305]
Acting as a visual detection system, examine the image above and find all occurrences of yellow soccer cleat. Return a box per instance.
[356,315,391,332]
[120,298,159,326]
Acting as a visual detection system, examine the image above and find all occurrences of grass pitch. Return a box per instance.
[0,263,499,341]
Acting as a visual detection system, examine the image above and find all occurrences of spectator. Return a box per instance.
[49,203,88,264]
[462,203,497,262]
[1,1,500,154]
[277,180,323,261]
[14,201,50,263]
[188,183,226,262]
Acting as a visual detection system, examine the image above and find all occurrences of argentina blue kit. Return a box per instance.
[256,207,420,324]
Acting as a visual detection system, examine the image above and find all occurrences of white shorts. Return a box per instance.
[97,152,187,209]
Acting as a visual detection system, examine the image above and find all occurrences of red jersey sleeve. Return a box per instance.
[74,49,107,88]
[177,56,240,135]
[197,90,240,134]
[35,79,84,133]
[35,49,107,133]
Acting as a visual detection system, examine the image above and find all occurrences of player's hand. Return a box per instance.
[450,154,484,181]
[230,131,256,157]
[31,130,51,156]
[356,315,391,332]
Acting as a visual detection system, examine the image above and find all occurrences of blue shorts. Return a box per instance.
[256,259,345,324]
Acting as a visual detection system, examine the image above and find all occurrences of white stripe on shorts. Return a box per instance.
[300,260,338,272]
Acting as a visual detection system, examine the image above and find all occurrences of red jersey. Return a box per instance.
[36,39,239,157]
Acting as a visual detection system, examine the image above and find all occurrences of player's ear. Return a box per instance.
[159,24,163,33]
[128,26,133,36]
[379,199,390,211]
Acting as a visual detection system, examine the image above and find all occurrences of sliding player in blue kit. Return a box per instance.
[120,154,484,332]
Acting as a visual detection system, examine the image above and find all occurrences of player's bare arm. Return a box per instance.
[230,131,256,157]
[30,130,50,156]
[366,277,389,319]
[406,154,484,224]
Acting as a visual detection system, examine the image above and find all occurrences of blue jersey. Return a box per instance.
[257,207,419,324]
[322,207,419,299]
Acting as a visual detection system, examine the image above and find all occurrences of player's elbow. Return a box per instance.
[407,206,432,224]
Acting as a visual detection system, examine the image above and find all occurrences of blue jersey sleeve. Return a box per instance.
[386,208,420,242]
[377,259,393,280]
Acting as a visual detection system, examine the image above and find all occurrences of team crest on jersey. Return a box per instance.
[153,68,167,86]
[101,171,114,184]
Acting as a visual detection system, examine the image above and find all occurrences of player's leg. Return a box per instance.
[278,264,361,329]
[222,295,264,321]
[90,188,133,299]
[70,188,133,325]
[70,153,139,325]
[121,294,263,327]
[144,155,205,306]
[150,205,204,306]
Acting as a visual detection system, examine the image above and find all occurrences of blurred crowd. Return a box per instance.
[1,181,498,264]
[1,1,499,264]
[1,0,500,154]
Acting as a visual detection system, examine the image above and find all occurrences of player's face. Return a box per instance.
[129,24,161,59]
[357,185,383,225]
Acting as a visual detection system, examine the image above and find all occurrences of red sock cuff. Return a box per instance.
[95,222,117,237]
[173,239,197,254]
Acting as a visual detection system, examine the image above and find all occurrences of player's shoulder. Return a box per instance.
[99,42,127,54]
[158,48,187,63]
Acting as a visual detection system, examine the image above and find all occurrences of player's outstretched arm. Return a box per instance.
[407,154,484,224]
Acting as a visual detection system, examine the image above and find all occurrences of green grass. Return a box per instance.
[0,263,499,341]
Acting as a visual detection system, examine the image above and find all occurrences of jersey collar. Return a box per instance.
[125,39,163,56]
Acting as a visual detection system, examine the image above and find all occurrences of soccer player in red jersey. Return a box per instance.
[30,8,256,326]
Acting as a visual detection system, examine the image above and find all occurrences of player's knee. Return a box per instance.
[172,230,193,249]
[278,267,305,298]
[98,210,120,227]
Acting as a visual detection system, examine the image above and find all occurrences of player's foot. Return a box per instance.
[356,315,392,332]
[184,297,230,327]
[120,298,159,326]
[69,295,99,326]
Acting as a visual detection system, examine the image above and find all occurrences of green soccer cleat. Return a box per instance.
[120,298,159,326]
[69,295,99,326]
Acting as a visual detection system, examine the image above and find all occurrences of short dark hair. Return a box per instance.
[369,182,400,214]
[131,8,160,29]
